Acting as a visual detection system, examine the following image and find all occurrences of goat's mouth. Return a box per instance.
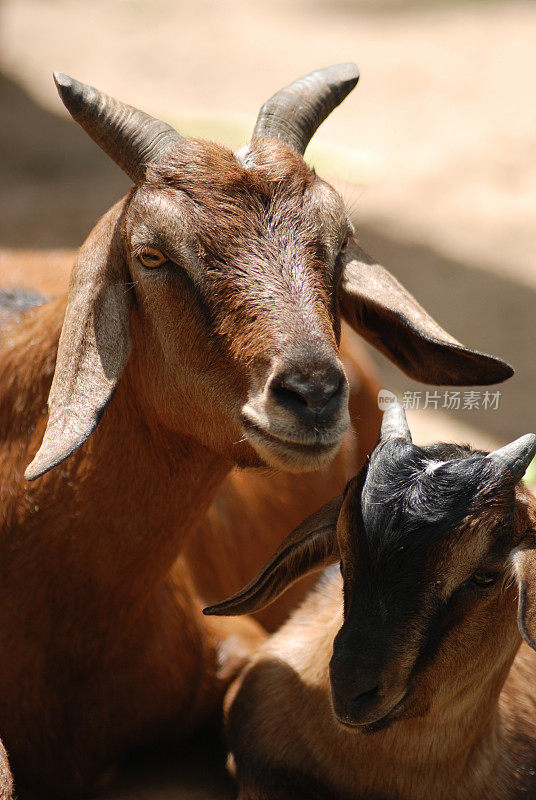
[240,414,345,472]
[332,690,408,733]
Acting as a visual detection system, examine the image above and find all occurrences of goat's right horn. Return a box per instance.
[380,401,412,443]
[487,434,536,482]
[54,72,181,184]
[252,63,359,155]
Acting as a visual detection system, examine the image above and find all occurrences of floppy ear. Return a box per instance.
[339,240,513,386]
[514,548,536,651]
[204,494,343,617]
[25,201,133,480]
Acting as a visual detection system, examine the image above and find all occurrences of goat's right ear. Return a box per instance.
[203,494,343,617]
[514,547,536,652]
[339,240,513,386]
[25,201,133,481]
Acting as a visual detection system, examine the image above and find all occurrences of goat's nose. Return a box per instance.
[270,360,346,418]
[332,674,380,705]
[330,656,380,705]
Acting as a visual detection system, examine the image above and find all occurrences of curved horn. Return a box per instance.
[252,63,359,155]
[54,72,181,184]
[487,434,536,482]
[380,401,412,443]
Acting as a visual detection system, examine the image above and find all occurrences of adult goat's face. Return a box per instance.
[124,138,351,470]
[205,404,536,731]
[26,66,513,481]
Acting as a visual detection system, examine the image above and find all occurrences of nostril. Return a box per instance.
[273,379,310,409]
[352,685,380,703]
[332,682,380,706]
[271,367,345,415]
[330,658,380,705]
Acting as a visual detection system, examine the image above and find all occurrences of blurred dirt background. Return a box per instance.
[1,0,535,796]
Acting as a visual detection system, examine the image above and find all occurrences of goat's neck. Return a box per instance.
[333,651,518,800]
[1,298,232,603]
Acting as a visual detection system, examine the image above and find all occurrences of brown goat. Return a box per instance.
[0,247,382,631]
[207,403,536,800]
[0,64,512,798]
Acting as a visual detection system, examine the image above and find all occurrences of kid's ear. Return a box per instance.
[25,201,133,481]
[515,549,536,651]
[339,240,513,386]
[204,494,343,617]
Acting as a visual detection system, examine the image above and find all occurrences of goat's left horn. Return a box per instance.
[252,63,359,155]
[380,401,412,443]
[487,434,536,482]
[54,72,181,184]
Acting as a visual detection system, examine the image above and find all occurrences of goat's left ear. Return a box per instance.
[203,494,343,617]
[339,241,513,386]
[514,548,536,651]
[25,201,133,480]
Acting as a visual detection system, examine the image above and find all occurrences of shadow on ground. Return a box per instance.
[357,225,535,444]
[0,72,129,247]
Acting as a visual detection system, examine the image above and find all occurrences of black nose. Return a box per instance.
[270,359,346,418]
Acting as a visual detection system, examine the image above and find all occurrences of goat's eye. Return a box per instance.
[138,248,167,269]
[471,569,498,588]
[339,233,351,255]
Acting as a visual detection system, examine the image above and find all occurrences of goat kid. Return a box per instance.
[0,64,511,797]
[207,404,536,800]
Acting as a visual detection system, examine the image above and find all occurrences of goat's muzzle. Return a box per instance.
[240,352,349,472]
[330,679,407,732]
[329,644,408,731]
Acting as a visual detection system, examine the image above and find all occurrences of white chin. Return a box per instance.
[245,427,344,473]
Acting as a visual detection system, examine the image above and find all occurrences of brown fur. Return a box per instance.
[0,295,261,794]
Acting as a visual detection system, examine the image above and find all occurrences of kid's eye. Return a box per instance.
[471,569,499,588]
[339,233,351,255]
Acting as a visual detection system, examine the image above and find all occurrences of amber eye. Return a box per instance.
[138,248,167,269]
[471,570,498,588]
